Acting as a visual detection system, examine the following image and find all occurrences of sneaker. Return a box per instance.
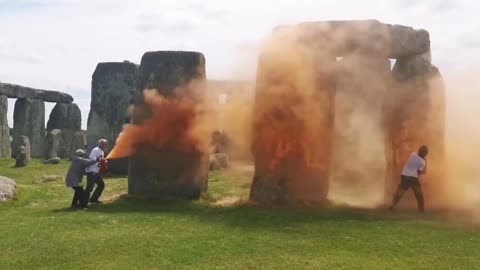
[388,206,395,212]
[82,207,88,211]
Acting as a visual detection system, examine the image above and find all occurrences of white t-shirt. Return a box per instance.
[86,147,104,173]
[401,153,426,178]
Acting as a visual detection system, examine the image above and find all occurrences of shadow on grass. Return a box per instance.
[55,194,403,230]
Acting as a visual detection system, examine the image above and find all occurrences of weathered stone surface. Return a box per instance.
[71,131,86,154]
[278,20,430,59]
[45,129,61,159]
[43,157,61,164]
[12,98,45,158]
[47,103,81,131]
[330,54,391,205]
[129,51,209,199]
[0,95,10,157]
[250,35,336,204]
[108,158,129,175]
[13,136,30,167]
[384,55,446,207]
[0,176,16,201]
[0,82,73,103]
[58,129,75,158]
[87,61,138,154]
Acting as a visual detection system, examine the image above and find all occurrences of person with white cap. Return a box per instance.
[65,149,100,209]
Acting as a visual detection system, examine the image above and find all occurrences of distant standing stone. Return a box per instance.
[45,129,62,159]
[12,135,31,166]
[0,95,10,157]
[12,98,45,158]
[47,103,81,131]
[0,176,16,201]
[15,146,28,168]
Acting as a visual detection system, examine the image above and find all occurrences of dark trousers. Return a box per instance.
[85,173,105,203]
[71,187,85,208]
[391,175,425,212]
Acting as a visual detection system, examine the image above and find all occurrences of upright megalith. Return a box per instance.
[12,98,45,158]
[0,95,10,157]
[128,51,209,199]
[384,51,446,207]
[13,136,31,167]
[47,103,81,131]
[46,103,82,158]
[87,61,138,174]
[250,29,336,204]
[45,129,61,159]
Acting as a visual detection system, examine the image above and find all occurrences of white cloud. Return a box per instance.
[1,0,479,129]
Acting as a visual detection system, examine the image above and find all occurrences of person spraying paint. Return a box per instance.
[85,139,109,204]
[389,145,429,213]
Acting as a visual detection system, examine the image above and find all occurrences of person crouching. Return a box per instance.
[65,149,100,210]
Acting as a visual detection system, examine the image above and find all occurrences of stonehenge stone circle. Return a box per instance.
[251,20,445,206]
[1,81,76,160]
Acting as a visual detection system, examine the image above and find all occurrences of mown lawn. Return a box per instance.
[1,159,480,270]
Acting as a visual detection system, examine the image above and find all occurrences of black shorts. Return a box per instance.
[400,175,420,189]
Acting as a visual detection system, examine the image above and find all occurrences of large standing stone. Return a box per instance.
[249,32,336,204]
[47,103,81,131]
[0,176,16,201]
[0,95,10,157]
[45,129,62,159]
[0,82,73,103]
[12,98,45,158]
[128,51,209,199]
[330,54,391,205]
[384,53,446,207]
[87,61,138,174]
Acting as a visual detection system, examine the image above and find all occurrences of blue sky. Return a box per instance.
[1,0,479,129]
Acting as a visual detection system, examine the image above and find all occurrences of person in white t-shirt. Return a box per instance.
[389,145,428,213]
[85,139,109,204]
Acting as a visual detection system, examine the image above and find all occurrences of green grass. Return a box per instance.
[1,159,480,269]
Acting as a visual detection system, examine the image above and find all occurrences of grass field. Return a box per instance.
[1,159,480,270]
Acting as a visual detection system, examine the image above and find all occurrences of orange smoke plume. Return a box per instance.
[107,89,203,159]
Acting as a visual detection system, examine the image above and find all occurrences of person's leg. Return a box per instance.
[412,180,425,212]
[389,176,409,210]
[90,174,105,203]
[84,173,96,206]
[71,187,80,208]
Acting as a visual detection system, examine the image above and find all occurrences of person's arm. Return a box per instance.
[418,159,427,175]
[81,157,100,167]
